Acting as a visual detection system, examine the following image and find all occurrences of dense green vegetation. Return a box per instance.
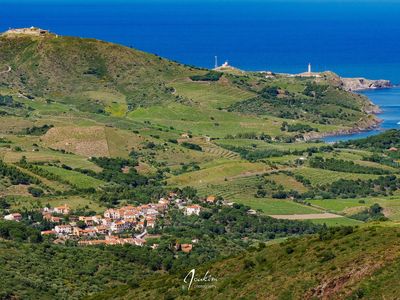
[304,175,400,199]
[90,225,400,300]
[350,203,387,221]
[22,124,53,135]
[0,220,42,243]
[281,121,318,133]
[228,82,368,125]
[0,159,39,185]
[161,203,322,241]
[189,71,222,82]
[337,129,400,150]
[180,142,202,151]
[309,156,391,175]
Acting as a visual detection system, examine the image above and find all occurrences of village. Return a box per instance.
[3,193,222,252]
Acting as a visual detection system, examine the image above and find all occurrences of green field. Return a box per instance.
[309,196,400,221]
[216,139,324,151]
[172,81,255,108]
[234,198,321,215]
[309,217,364,226]
[128,102,342,138]
[39,166,105,189]
[167,160,268,187]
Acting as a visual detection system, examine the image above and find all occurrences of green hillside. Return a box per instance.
[0,32,377,133]
[91,224,400,300]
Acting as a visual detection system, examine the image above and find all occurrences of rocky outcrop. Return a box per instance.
[340,77,392,91]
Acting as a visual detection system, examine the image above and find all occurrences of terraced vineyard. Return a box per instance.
[190,138,240,160]
[196,175,262,199]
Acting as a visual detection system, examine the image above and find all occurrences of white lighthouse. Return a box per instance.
[308,63,312,74]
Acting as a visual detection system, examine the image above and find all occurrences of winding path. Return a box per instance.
[0,65,11,75]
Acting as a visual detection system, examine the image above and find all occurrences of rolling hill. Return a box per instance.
[90,224,400,300]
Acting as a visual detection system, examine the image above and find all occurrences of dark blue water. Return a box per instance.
[323,88,400,142]
[1,0,400,82]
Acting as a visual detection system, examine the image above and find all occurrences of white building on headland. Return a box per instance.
[3,27,49,37]
[296,63,321,78]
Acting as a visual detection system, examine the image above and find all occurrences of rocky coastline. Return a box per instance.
[340,77,392,92]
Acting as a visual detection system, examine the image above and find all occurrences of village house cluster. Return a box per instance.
[37,193,211,246]
[39,201,168,246]
[3,192,223,251]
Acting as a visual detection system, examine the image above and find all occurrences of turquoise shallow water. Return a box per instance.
[323,88,400,142]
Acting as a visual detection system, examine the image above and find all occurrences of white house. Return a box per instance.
[110,221,130,233]
[4,213,22,222]
[53,204,70,215]
[54,225,72,235]
[185,205,201,216]
[104,208,120,219]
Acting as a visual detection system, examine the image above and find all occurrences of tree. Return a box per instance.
[28,187,44,197]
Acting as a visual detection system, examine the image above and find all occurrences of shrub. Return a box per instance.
[28,187,44,197]
[243,259,256,269]
[181,142,202,151]
[190,71,222,82]
[318,250,336,262]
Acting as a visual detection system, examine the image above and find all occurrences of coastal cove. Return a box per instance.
[323,87,400,142]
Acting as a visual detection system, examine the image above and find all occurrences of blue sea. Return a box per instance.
[2,0,400,141]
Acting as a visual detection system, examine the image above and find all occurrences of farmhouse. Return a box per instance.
[41,230,56,235]
[110,220,131,233]
[55,225,72,235]
[185,205,201,216]
[4,213,22,221]
[181,133,190,139]
[94,225,108,235]
[206,195,216,203]
[53,204,71,215]
[50,216,62,223]
[181,244,193,253]
[104,208,120,219]
[79,216,102,226]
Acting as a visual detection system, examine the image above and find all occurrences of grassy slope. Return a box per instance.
[91,224,400,300]
[38,165,105,189]
[0,34,194,108]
